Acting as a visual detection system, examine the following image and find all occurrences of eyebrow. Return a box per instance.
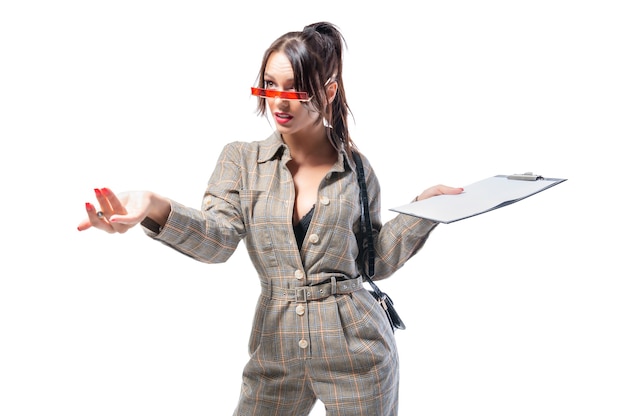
[263,73,295,83]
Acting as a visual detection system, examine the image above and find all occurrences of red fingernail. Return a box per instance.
[94,188,102,197]
[101,187,111,196]
[85,202,94,211]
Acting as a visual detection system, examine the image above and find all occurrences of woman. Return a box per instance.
[78,22,462,416]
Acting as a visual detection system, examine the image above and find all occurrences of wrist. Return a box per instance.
[145,192,172,227]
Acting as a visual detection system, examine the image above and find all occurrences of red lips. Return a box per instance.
[274,112,293,125]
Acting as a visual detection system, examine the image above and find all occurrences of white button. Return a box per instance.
[320,196,330,205]
[296,305,305,316]
[298,339,309,349]
[294,270,305,280]
[308,234,319,244]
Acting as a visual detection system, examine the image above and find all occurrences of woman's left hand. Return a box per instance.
[415,185,464,201]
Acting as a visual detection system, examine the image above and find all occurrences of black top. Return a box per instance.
[293,205,315,250]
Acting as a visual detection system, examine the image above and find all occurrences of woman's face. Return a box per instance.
[263,51,321,136]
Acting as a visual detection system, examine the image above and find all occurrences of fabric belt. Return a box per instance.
[262,276,363,303]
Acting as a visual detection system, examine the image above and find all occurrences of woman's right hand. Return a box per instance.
[77,188,170,234]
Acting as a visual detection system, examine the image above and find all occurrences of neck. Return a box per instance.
[282,125,336,164]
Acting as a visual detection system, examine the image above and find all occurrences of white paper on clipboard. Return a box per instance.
[390,174,567,224]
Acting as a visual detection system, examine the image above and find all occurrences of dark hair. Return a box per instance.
[254,22,356,155]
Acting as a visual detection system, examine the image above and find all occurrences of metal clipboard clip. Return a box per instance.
[507,172,544,181]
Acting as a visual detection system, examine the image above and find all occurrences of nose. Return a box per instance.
[272,95,289,109]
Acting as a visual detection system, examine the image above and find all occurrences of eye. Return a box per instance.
[264,80,276,89]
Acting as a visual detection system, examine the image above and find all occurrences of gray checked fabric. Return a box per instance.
[145,131,438,415]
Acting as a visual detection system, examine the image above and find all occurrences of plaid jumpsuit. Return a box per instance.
[145,131,438,415]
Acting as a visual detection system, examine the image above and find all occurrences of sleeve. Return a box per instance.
[143,143,247,264]
[361,154,439,281]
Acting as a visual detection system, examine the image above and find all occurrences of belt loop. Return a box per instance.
[330,276,337,295]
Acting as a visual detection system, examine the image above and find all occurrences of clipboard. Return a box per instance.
[390,173,567,224]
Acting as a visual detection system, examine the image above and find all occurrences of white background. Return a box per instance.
[1,1,624,415]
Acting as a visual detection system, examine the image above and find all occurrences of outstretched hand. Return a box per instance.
[416,185,464,202]
[77,188,160,233]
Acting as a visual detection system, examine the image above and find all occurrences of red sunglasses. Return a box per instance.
[251,87,312,102]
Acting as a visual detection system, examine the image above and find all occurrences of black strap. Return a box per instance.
[353,152,385,299]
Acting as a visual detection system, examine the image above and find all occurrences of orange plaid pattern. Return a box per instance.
[146,131,437,415]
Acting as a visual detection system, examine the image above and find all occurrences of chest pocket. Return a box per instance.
[313,193,360,260]
[240,189,281,269]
